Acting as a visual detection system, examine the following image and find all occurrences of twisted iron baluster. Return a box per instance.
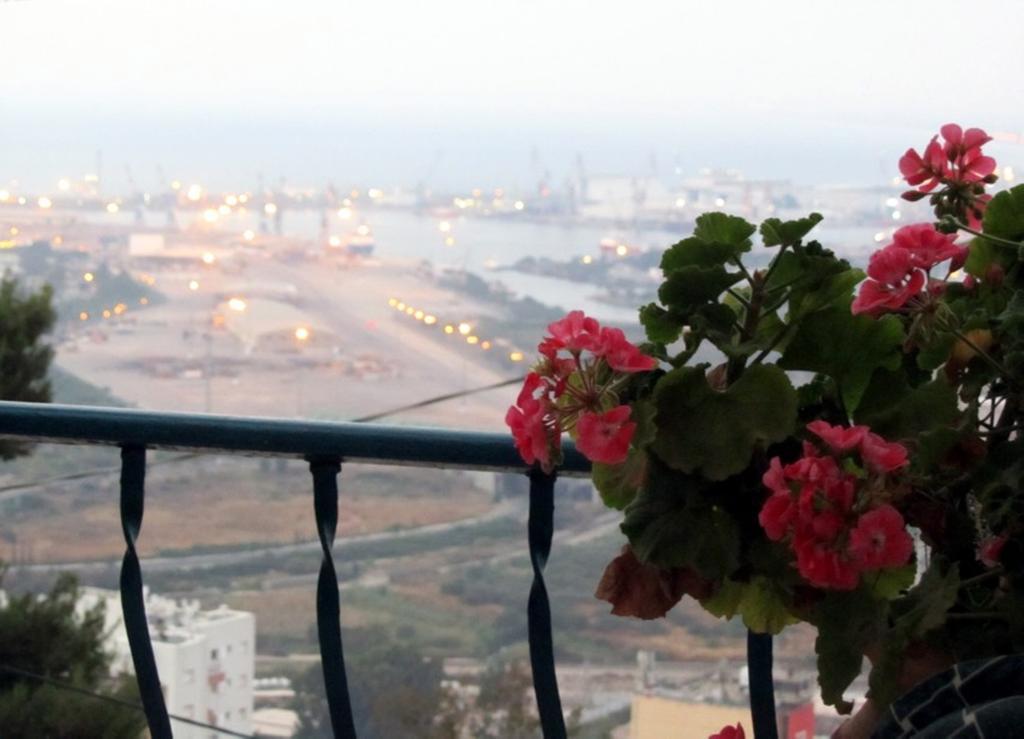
[309,456,357,738]
[748,630,779,739]
[527,468,566,738]
[119,445,172,739]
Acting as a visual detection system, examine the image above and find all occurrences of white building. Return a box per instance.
[78,587,255,738]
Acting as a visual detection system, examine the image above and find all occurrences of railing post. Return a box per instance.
[118,445,172,739]
[308,456,358,739]
[526,468,566,739]
[747,630,779,739]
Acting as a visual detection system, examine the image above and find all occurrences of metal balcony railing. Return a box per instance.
[0,400,779,739]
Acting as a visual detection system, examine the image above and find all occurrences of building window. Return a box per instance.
[210,648,218,660]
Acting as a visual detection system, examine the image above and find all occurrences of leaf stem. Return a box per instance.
[951,328,1014,381]
[949,219,1024,250]
[958,567,1004,590]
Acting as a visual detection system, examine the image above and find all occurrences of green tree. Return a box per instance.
[293,626,461,738]
[0,275,56,459]
[0,570,146,738]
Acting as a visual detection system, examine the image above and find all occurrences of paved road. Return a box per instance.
[10,498,522,575]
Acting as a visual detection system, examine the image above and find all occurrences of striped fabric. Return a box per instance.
[873,655,1024,738]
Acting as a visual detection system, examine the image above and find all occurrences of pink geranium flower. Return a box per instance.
[759,493,795,542]
[859,431,908,473]
[597,326,657,372]
[899,136,949,192]
[849,505,914,570]
[852,242,928,316]
[708,724,745,739]
[806,420,868,453]
[890,223,964,271]
[978,535,1007,568]
[505,373,560,471]
[576,405,636,464]
[545,310,601,354]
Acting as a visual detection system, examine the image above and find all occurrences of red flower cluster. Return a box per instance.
[506,311,656,471]
[899,123,997,228]
[758,422,913,590]
[851,223,966,316]
[978,534,1007,568]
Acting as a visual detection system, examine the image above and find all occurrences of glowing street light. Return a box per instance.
[513,200,525,211]
[188,280,200,291]
[83,272,95,283]
[295,327,310,341]
[243,229,255,241]
[228,298,247,312]
[201,252,216,265]
[37,196,52,209]
[79,311,89,321]
[338,207,352,220]
[509,351,525,362]
[0,190,9,202]
[438,220,452,233]
[58,178,71,192]
[106,202,120,213]
[466,335,479,345]
[186,184,203,202]
[423,315,437,325]
[264,203,278,216]
[457,322,471,335]
[444,324,455,335]
[202,209,218,223]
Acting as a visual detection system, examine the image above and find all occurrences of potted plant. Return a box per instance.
[506,124,1024,736]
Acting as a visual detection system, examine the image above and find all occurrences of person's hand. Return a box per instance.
[831,699,883,739]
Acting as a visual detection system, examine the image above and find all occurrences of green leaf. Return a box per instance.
[661,237,740,274]
[639,303,683,344]
[621,465,741,579]
[651,365,798,480]
[814,592,884,713]
[700,578,746,619]
[779,308,904,414]
[790,268,864,319]
[658,266,743,312]
[855,377,959,442]
[869,562,960,707]
[760,212,823,247]
[593,453,647,510]
[693,212,757,249]
[737,577,798,634]
[864,564,916,600]
[915,333,956,370]
[982,183,1024,241]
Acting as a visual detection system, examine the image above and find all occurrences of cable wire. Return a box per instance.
[0,664,257,738]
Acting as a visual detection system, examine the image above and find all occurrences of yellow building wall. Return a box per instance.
[630,694,752,739]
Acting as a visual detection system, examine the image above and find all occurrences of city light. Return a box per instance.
[328,236,342,247]
[892,210,902,221]
[396,302,406,311]
[58,178,71,192]
[581,255,593,264]
[368,188,383,199]
[615,244,628,257]
[9,227,18,236]
[171,180,182,191]
[0,190,9,202]
[444,236,455,247]
[102,310,111,319]
[414,310,424,320]
[294,327,310,341]
[423,315,437,325]
[458,322,471,335]
[114,303,127,315]
[674,197,686,208]
[140,297,149,305]
[438,220,452,233]
[225,195,238,206]
[405,306,415,315]
[218,204,231,216]
[106,202,119,213]
[338,207,353,220]
[37,196,52,209]
[466,335,479,345]
[203,209,219,223]
[714,197,726,207]
[264,203,278,216]
[1005,166,1016,183]
[186,184,203,202]
[514,201,525,211]
[509,351,525,362]
[480,340,491,350]
[188,280,200,291]
[444,325,455,334]
[83,272,95,283]
[388,298,398,307]
[202,252,216,265]
[243,229,255,241]
[228,298,247,312]
[79,311,89,321]
[357,224,370,236]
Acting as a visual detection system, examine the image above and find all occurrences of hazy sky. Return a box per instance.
[3,0,1023,190]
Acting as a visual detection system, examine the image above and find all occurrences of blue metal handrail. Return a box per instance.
[0,401,778,738]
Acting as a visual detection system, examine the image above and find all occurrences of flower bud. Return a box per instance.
[985,263,1005,286]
